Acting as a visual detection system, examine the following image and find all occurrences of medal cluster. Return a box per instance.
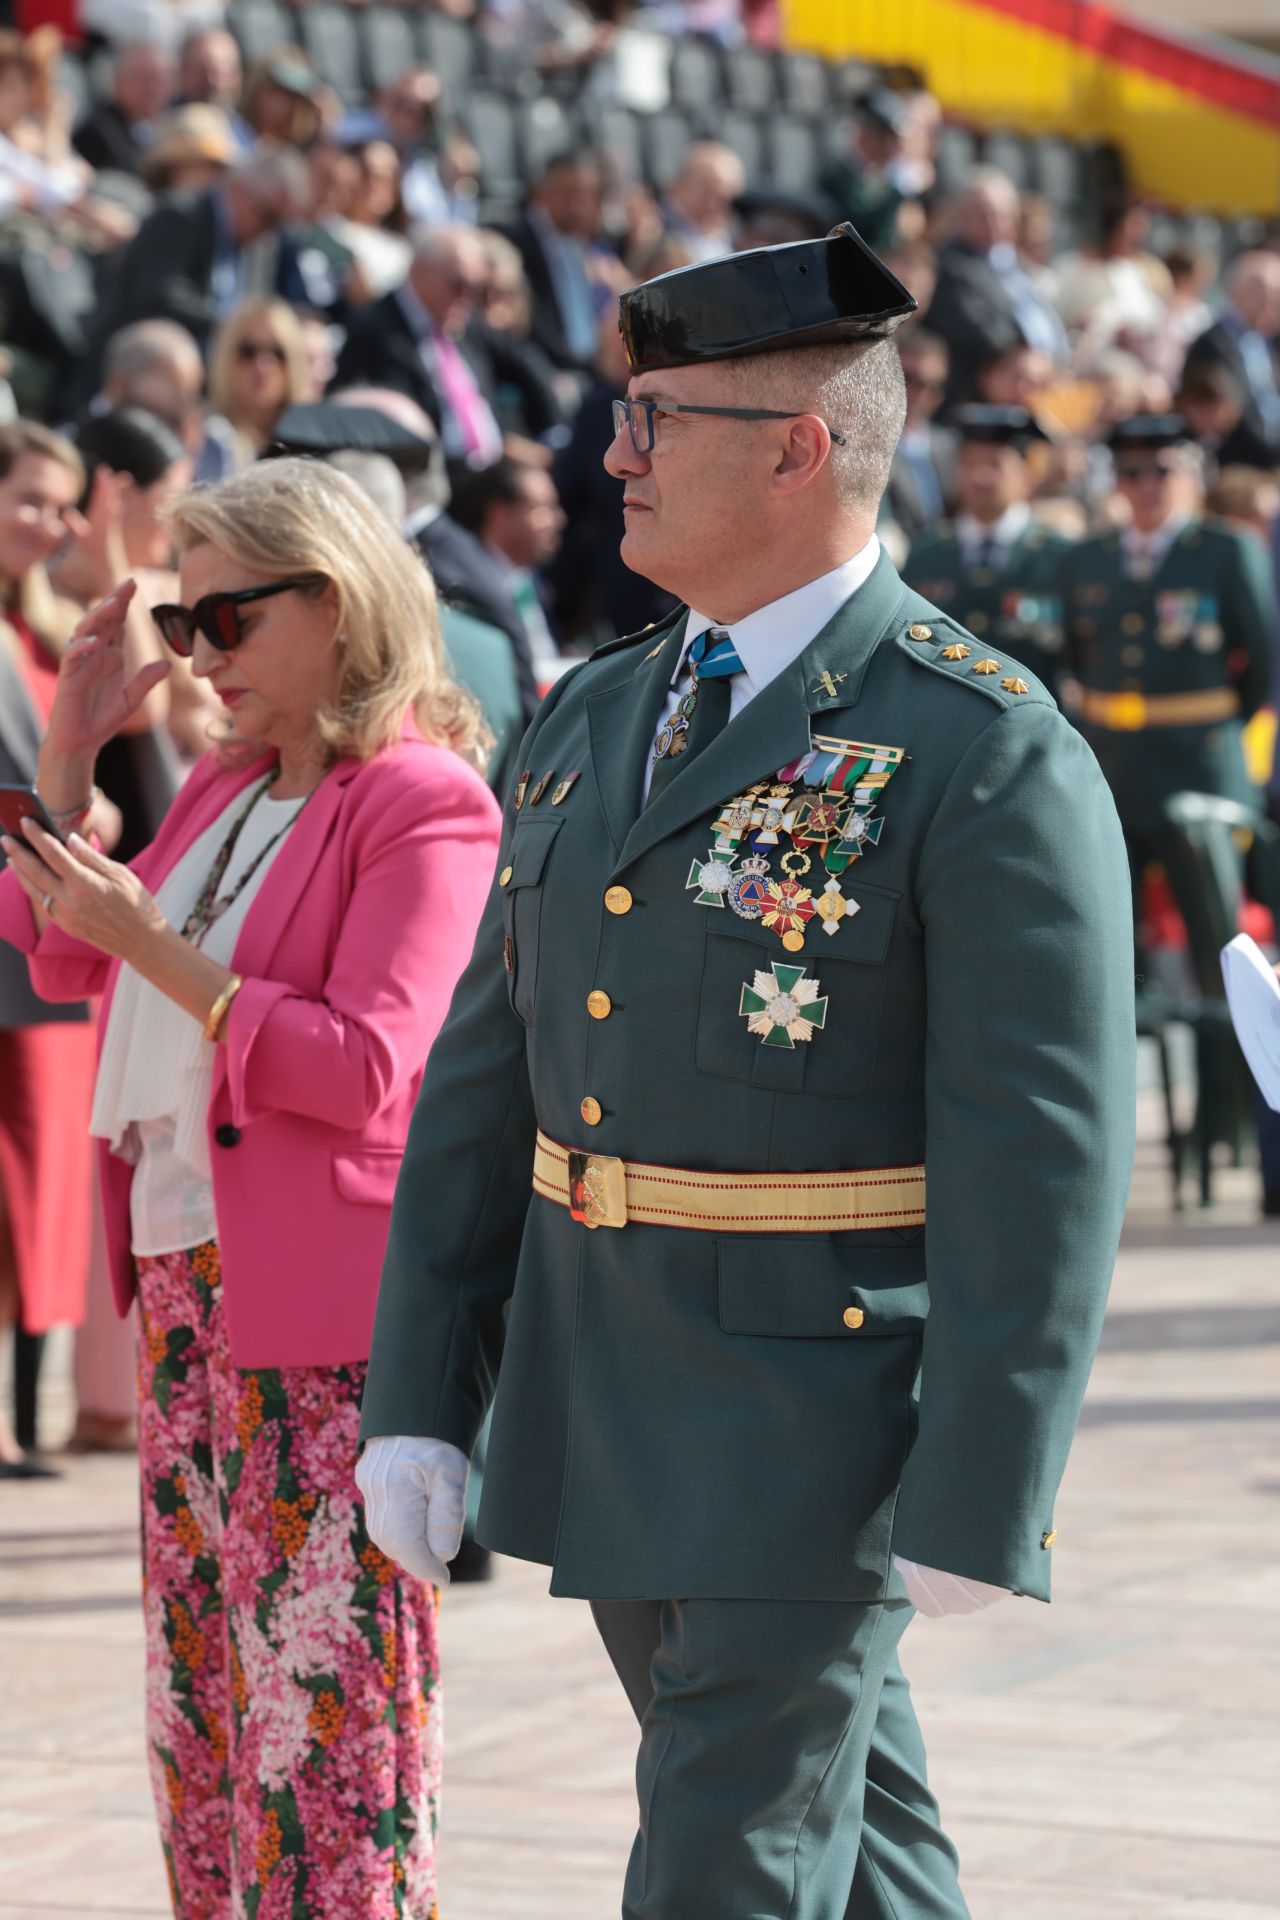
[685,736,906,955]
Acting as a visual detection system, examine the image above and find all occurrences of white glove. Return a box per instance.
[893,1554,1011,1618]
[355,1435,470,1588]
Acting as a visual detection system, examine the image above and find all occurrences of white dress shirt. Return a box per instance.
[641,538,880,803]
[955,502,1030,568]
[1122,512,1190,579]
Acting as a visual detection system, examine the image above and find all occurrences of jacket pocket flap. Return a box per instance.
[332,1148,403,1206]
[718,1238,928,1338]
[505,816,564,889]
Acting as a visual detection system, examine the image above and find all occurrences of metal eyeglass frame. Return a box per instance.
[612,396,847,456]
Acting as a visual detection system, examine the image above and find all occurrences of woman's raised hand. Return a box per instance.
[43,580,172,764]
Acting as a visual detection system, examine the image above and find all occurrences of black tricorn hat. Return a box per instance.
[1107,412,1190,455]
[952,404,1051,450]
[618,222,917,375]
[267,402,434,470]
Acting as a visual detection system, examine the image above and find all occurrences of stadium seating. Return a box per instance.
[75,1,1279,254]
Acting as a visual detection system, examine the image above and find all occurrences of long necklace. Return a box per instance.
[181,771,311,946]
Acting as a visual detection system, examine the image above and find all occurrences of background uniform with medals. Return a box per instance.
[902,405,1070,700]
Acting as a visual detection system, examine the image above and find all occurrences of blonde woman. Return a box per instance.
[0,458,500,1916]
[207,297,313,466]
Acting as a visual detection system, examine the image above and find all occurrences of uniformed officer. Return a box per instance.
[1060,413,1277,919]
[356,225,1136,1919]
[902,403,1071,698]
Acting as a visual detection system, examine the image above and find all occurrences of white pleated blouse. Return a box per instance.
[89,782,306,1258]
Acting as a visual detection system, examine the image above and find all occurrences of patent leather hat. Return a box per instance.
[618,222,917,374]
[951,404,1052,449]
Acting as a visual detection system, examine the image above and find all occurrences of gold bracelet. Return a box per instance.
[204,973,244,1045]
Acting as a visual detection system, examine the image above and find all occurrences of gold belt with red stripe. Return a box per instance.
[532,1130,926,1233]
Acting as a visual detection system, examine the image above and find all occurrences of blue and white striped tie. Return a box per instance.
[648,627,744,803]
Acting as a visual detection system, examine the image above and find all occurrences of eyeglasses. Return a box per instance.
[236,339,287,365]
[612,396,847,457]
[1115,460,1178,482]
[151,577,320,658]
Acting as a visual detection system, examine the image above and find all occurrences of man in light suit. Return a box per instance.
[885,328,956,540]
[358,225,1135,1918]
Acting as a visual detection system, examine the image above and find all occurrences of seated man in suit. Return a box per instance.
[73,39,176,177]
[502,151,610,377]
[926,167,1067,410]
[886,328,955,540]
[1184,251,1280,459]
[84,146,310,395]
[332,224,505,468]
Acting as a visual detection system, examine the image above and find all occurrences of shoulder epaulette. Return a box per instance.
[893,610,1056,710]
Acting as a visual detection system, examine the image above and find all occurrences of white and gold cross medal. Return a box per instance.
[686,849,740,907]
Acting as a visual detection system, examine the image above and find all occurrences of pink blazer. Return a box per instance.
[0,732,501,1367]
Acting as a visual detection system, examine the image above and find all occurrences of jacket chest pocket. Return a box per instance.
[502,816,564,1024]
[694,879,900,1098]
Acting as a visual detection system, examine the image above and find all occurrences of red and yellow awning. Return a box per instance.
[784,0,1280,216]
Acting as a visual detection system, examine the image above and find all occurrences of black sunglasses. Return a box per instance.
[151,577,320,658]
[612,396,847,456]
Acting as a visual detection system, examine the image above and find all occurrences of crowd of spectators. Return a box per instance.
[1,0,1280,1466]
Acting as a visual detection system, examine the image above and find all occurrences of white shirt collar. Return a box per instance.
[682,538,880,699]
[955,502,1031,556]
[1122,512,1190,566]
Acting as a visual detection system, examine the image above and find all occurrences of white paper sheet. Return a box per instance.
[1221,933,1280,1111]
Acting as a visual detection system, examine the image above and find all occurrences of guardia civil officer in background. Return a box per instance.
[356,226,1137,1919]
[902,404,1071,699]
[1060,414,1276,931]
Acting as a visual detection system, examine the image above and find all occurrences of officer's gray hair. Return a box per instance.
[324,450,408,529]
[725,340,907,511]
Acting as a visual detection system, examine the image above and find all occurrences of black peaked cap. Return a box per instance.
[952,403,1051,449]
[619,221,917,374]
[268,402,433,470]
[1107,413,1190,454]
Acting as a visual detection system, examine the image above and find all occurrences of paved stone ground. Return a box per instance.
[2,1094,1278,1919]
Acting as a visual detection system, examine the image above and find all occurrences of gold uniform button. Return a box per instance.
[1121,612,1144,635]
[908,622,932,641]
[842,1306,865,1330]
[1041,1529,1060,1549]
[587,990,612,1019]
[605,885,633,915]
[580,1096,602,1126]
[499,865,513,887]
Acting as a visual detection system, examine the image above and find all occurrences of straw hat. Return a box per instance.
[143,105,237,184]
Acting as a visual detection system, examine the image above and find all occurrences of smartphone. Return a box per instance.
[0,784,66,846]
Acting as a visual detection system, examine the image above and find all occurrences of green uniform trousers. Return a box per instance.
[590,1592,968,1920]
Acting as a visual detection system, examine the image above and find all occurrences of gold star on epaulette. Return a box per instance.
[941,643,970,662]
[1001,676,1030,695]
[972,658,1001,676]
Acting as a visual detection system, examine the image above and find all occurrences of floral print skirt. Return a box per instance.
[135,1242,442,1920]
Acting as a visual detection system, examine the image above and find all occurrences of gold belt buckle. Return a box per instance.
[1107,691,1148,731]
[567,1151,628,1229]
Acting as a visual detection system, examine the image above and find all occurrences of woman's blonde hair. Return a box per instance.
[206,297,310,439]
[167,457,490,769]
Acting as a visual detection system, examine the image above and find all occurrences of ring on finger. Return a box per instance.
[42,892,55,915]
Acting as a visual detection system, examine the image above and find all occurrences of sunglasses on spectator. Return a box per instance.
[151,578,321,658]
[236,338,287,365]
[613,396,846,456]
[1115,458,1178,480]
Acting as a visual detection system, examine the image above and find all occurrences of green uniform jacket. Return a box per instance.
[1060,517,1277,834]
[902,521,1072,701]
[360,553,1136,1605]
